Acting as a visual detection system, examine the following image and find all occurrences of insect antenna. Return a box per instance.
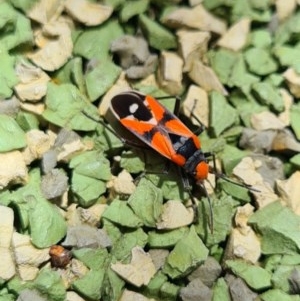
[209,167,260,193]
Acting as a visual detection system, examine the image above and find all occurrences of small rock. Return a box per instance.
[232,157,278,208]
[278,88,293,126]
[180,278,213,301]
[162,4,226,35]
[157,51,184,95]
[272,129,300,152]
[0,206,15,280]
[148,249,169,271]
[111,35,158,80]
[65,0,113,26]
[239,128,277,153]
[23,129,55,165]
[188,60,227,95]
[12,232,50,280]
[111,246,156,287]
[182,85,209,127]
[54,129,85,162]
[225,227,261,264]
[225,274,258,301]
[14,59,50,102]
[17,289,48,301]
[119,289,156,301]
[27,0,65,24]
[41,150,58,173]
[276,0,297,21]
[283,68,300,98]
[250,111,286,131]
[19,102,45,115]
[156,200,194,229]
[79,204,107,227]
[250,154,284,188]
[126,54,158,80]
[0,151,28,189]
[111,35,150,69]
[41,168,68,199]
[65,204,83,227]
[110,169,136,196]
[289,268,300,294]
[0,96,20,115]
[276,171,300,215]
[177,29,211,72]
[62,225,112,248]
[217,18,251,51]
[59,258,89,288]
[27,17,73,71]
[188,257,222,287]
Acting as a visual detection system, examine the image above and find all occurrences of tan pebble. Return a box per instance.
[20,102,45,115]
[119,289,156,301]
[157,51,184,95]
[276,171,300,215]
[28,18,73,71]
[233,157,278,208]
[27,0,65,24]
[80,204,107,226]
[0,248,15,280]
[272,129,300,152]
[12,232,50,280]
[0,206,14,248]
[182,84,209,127]
[14,60,50,102]
[234,204,255,230]
[188,60,228,95]
[65,0,113,26]
[278,88,293,126]
[112,170,136,195]
[217,18,251,51]
[177,29,211,72]
[276,0,297,21]
[56,139,85,162]
[250,111,286,131]
[0,206,15,280]
[283,68,300,98]
[0,151,28,189]
[111,247,156,287]
[225,228,261,264]
[162,4,226,35]
[23,129,55,164]
[156,200,194,229]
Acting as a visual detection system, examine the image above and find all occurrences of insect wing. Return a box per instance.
[110,92,200,164]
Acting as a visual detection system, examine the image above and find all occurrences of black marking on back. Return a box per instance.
[169,134,198,160]
[111,92,152,121]
[184,149,207,176]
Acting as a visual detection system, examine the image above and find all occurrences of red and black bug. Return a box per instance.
[110,91,210,183]
[84,90,255,230]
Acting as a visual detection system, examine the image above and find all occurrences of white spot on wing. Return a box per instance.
[129,103,139,114]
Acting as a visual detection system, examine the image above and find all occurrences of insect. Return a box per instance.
[110,91,210,183]
[85,90,255,230]
[49,245,72,268]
